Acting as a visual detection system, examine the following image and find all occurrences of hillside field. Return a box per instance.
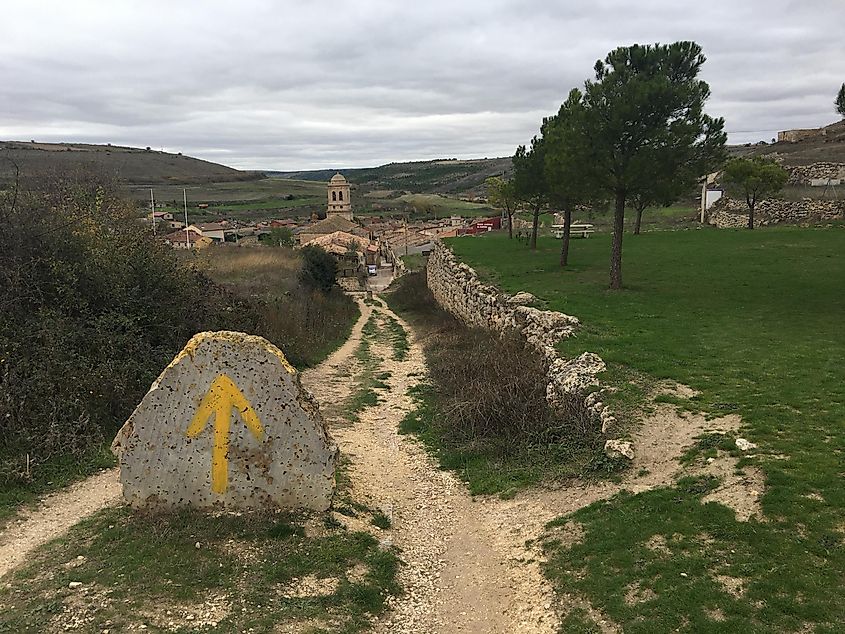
[0,141,257,185]
[448,227,845,631]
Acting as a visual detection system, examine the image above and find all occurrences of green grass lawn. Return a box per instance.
[448,226,845,632]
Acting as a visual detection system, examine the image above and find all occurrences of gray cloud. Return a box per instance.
[2,0,843,169]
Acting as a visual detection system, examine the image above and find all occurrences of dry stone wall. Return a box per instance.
[708,196,845,228]
[426,241,614,434]
[786,162,845,186]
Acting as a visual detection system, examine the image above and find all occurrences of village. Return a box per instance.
[150,172,512,290]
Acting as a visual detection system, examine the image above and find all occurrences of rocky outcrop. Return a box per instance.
[708,196,845,228]
[426,241,614,434]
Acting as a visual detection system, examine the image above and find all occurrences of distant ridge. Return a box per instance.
[0,141,263,185]
[270,157,513,194]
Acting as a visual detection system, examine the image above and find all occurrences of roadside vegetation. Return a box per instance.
[449,228,845,631]
[199,245,358,370]
[387,272,606,496]
[0,170,357,522]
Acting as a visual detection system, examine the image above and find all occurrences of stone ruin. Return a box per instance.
[112,331,338,511]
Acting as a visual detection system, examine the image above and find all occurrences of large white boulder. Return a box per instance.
[112,331,337,511]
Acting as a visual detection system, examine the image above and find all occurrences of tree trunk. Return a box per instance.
[747,203,755,229]
[530,205,540,250]
[559,204,572,267]
[609,189,626,290]
[507,209,513,239]
[634,206,644,235]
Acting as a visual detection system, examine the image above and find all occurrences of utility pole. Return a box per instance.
[183,188,190,250]
[404,215,409,257]
[150,188,157,235]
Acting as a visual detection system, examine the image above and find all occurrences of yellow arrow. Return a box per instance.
[186,373,264,494]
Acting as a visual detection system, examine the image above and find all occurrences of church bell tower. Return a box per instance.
[327,173,353,221]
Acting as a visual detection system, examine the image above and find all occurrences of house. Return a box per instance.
[365,243,381,267]
[297,215,368,245]
[149,210,174,222]
[303,230,376,278]
[187,222,226,242]
[457,217,501,235]
[473,217,501,232]
[161,227,210,250]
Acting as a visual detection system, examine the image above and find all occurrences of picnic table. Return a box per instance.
[551,223,595,239]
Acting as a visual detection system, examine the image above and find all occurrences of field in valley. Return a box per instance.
[448,226,845,632]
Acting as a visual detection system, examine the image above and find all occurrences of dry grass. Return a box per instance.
[198,245,359,369]
[199,246,301,297]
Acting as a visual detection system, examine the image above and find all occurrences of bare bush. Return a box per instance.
[389,271,595,452]
[426,329,569,449]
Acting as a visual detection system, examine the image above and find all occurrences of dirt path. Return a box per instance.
[302,297,760,633]
[0,468,120,579]
[304,300,561,633]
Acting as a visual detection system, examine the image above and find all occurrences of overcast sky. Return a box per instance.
[2,1,843,170]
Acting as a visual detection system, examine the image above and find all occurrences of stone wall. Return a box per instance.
[426,241,614,434]
[787,162,845,186]
[708,196,845,228]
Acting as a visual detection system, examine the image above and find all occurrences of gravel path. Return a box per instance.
[0,468,121,579]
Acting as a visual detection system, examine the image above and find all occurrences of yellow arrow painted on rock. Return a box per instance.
[186,373,264,494]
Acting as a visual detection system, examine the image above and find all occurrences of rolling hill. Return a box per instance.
[729,119,845,166]
[0,141,263,185]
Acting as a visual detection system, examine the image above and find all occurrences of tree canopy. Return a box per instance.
[542,88,596,265]
[512,136,548,249]
[836,83,845,118]
[299,244,337,293]
[721,156,789,229]
[572,41,726,288]
[485,176,518,239]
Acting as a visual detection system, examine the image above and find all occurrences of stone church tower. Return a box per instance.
[326,173,353,221]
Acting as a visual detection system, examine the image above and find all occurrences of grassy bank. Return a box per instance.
[198,246,359,369]
[0,506,399,633]
[448,227,845,631]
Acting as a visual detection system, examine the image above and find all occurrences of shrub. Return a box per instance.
[0,169,261,484]
[299,244,337,293]
[389,271,594,452]
[260,288,358,368]
[425,329,567,449]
